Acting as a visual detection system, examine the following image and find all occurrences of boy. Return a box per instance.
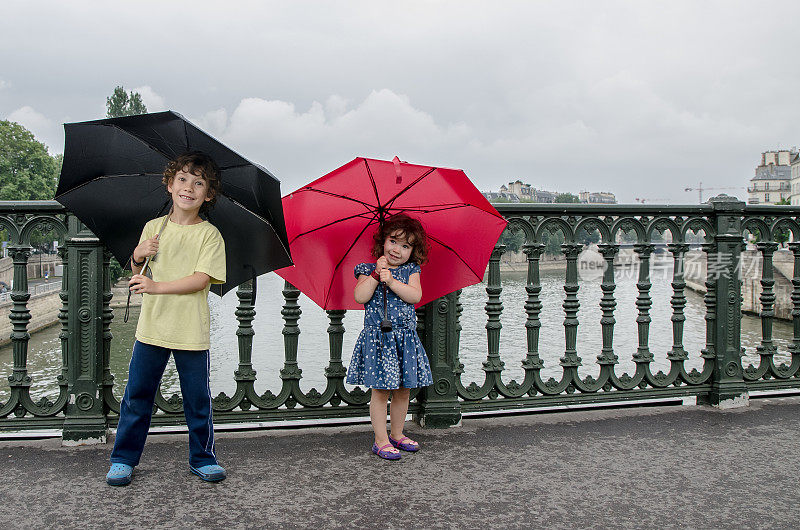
[106,152,227,486]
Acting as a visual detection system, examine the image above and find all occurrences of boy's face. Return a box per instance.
[167,166,212,215]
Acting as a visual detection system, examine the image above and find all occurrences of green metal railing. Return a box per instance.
[1,197,799,441]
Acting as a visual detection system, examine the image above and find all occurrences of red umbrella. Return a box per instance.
[276,157,507,310]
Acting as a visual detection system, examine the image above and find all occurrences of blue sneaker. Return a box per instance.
[106,463,133,486]
[190,464,227,482]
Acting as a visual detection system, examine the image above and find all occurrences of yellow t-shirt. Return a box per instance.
[134,215,226,351]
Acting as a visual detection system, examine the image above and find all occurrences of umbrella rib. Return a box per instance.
[145,121,187,155]
[217,162,258,171]
[364,159,383,215]
[100,123,181,164]
[300,187,376,209]
[322,218,378,308]
[132,125,185,158]
[384,167,437,210]
[220,195,293,260]
[54,173,163,199]
[427,233,484,281]
[288,210,381,243]
[386,203,473,215]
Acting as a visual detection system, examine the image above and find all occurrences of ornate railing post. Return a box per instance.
[415,292,462,428]
[6,241,32,414]
[62,217,108,444]
[705,195,748,408]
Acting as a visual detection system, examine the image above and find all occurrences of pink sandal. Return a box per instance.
[388,435,420,452]
[372,442,401,460]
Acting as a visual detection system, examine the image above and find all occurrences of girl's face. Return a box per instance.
[383,230,414,267]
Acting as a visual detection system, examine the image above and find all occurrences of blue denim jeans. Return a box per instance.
[110,340,218,468]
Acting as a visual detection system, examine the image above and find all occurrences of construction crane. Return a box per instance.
[684,182,745,203]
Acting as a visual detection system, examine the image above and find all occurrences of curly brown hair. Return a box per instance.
[371,213,429,265]
[162,152,221,213]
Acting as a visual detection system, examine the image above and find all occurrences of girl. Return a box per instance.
[346,213,433,460]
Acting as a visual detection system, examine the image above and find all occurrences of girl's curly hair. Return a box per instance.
[371,213,429,265]
[162,151,221,213]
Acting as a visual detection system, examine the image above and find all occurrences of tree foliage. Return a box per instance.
[105,86,148,283]
[0,120,60,200]
[498,228,525,253]
[544,230,565,255]
[106,86,147,118]
[554,193,581,203]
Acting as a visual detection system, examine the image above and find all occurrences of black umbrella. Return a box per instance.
[55,110,292,296]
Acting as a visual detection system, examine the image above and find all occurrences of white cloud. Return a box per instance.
[1,2,797,202]
[131,86,166,112]
[203,89,472,193]
[7,106,62,154]
[195,108,228,139]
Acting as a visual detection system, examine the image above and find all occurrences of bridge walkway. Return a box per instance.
[1,396,799,529]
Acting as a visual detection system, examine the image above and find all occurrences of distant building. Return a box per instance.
[749,150,793,205]
[532,189,557,203]
[482,191,521,203]
[579,191,617,204]
[487,181,614,204]
[500,180,534,200]
[791,153,800,206]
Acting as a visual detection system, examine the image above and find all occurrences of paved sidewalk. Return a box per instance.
[2,397,800,529]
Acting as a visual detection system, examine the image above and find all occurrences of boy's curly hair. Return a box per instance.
[371,213,429,265]
[162,151,221,213]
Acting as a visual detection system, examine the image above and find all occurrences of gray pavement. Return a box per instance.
[2,397,800,529]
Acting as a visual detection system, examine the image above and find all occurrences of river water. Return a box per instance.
[0,260,793,403]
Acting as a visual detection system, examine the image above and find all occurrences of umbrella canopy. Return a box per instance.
[56,110,292,296]
[276,157,507,310]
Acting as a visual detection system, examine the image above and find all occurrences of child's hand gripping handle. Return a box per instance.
[374,257,393,332]
[124,233,161,323]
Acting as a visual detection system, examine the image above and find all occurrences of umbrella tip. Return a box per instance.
[392,156,402,184]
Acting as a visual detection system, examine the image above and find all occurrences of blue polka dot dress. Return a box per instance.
[346,262,433,389]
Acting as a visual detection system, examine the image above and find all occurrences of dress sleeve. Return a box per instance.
[195,228,227,284]
[354,262,375,279]
[409,262,421,275]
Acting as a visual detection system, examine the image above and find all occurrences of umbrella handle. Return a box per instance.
[123,243,156,323]
[124,209,169,323]
[124,289,131,323]
[380,283,392,332]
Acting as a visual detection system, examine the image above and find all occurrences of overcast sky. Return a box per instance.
[2,1,799,203]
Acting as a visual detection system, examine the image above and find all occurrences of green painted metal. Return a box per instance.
[702,197,748,406]
[415,292,462,427]
[2,197,800,439]
[0,203,70,431]
[62,216,108,443]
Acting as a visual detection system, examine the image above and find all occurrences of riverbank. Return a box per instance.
[0,281,140,347]
[683,249,795,322]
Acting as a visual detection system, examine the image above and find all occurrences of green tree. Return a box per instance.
[106,86,147,118]
[554,193,581,203]
[577,228,600,246]
[498,228,525,253]
[544,230,565,256]
[105,86,147,283]
[0,120,60,200]
[776,197,791,205]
